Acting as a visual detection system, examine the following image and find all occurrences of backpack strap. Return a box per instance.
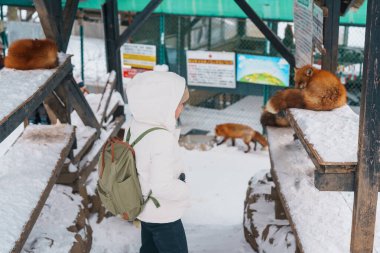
[144,190,160,208]
[126,128,131,142]
[131,127,167,147]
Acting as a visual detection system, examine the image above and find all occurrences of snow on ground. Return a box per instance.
[89,96,269,253]
[89,145,270,253]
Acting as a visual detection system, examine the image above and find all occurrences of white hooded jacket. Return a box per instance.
[126,71,190,223]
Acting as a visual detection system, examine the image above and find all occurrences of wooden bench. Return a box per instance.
[267,127,380,252]
[0,124,75,253]
[286,105,359,191]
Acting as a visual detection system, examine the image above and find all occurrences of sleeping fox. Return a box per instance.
[215,123,268,153]
[261,65,347,127]
[4,39,58,70]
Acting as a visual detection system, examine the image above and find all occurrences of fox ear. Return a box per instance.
[294,67,299,72]
[306,67,313,76]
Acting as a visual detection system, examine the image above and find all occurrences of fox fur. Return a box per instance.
[215,123,268,153]
[4,39,58,70]
[261,65,347,127]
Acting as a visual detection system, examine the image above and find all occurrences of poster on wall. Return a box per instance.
[186,51,236,88]
[313,3,325,54]
[122,43,156,70]
[237,54,290,87]
[294,0,313,67]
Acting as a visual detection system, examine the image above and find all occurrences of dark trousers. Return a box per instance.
[140,219,188,253]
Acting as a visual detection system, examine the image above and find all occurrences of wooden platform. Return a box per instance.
[286,106,360,191]
[0,54,72,143]
[267,127,380,253]
[0,124,75,253]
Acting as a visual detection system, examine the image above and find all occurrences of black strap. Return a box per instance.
[131,127,166,147]
[126,128,131,142]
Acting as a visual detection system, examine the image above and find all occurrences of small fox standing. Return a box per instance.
[4,39,58,70]
[261,65,347,127]
[215,123,268,153]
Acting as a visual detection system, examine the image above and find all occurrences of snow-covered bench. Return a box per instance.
[267,127,380,252]
[0,124,75,253]
[0,54,72,144]
[286,105,359,191]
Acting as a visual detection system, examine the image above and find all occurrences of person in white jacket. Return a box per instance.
[127,70,190,253]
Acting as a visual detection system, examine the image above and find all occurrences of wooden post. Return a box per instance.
[321,0,340,73]
[350,0,380,252]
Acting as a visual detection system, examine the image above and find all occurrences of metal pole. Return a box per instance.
[0,5,6,56]
[79,9,85,83]
[159,14,165,64]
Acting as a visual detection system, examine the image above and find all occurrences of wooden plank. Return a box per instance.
[66,78,101,134]
[72,126,97,164]
[314,170,355,191]
[0,55,72,143]
[351,0,380,251]
[98,71,117,125]
[34,0,64,50]
[0,124,75,253]
[77,115,125,185]
[62,0,80,52]
[286,108,357,174]
[267,127,355,253]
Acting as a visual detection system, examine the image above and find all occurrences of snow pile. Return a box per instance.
[22,185,83,253]
[289,105,359,163]
[0,124,74,253]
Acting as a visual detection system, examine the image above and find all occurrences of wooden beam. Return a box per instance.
[314,171,355,191]
[116,0,163,50]
[102,0,124,101]
[34,0,64,50]
[321,0,340,73]
[66,78,101,134]
[350,0,380,251]
[62,0,80,52]
[234,0,295,67]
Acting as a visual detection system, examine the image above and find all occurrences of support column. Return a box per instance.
[321,0,340,73]
[350,0,380,252]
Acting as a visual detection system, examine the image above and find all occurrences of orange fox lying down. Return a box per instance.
[4,39,58,70]
[261,65,347,127]
[215,123,268,153]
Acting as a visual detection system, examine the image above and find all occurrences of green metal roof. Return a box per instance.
[0,0,368,25]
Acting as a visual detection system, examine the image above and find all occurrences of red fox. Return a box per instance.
[261,65,347,127]
[4,39,58,70]
[215,123,268,153]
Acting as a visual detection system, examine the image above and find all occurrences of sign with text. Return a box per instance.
[237,54,290,87]
[122,43,156,70]
[294,0,313,67]
[186,51,236,88]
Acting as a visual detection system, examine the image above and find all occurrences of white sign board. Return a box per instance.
[122,43,156,70]
[294,0,313,67]
[186,51,236,88]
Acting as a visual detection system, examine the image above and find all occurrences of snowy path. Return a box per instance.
[90,144,270,253]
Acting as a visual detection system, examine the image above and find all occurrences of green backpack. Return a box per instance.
[97,128,162,221]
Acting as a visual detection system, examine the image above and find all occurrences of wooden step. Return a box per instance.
[72,126,98,164]
[22,185,92,253]
[286,106,359,191]
[267,127,380,253]
[0,54,72,143]
[0,124,75,253]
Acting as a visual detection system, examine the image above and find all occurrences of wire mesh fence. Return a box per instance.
[0,10,366,108]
